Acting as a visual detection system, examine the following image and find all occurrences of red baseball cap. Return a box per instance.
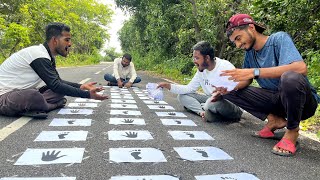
[226,14,266,33]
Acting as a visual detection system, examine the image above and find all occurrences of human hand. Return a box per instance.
[89,87,108,100]
[157,82,170,90]
[80,82,97,91]
[210,86,228,102]
[124,82,132,88]
[117,80,123,88]
[221,68,254,82]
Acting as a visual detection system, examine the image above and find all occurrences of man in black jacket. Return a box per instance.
[0,22,108,119]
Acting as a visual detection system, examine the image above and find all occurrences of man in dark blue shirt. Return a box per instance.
[214,14,319,156]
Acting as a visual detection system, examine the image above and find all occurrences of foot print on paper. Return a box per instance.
[221,177,237,180]
[68,120,75,124]
[193,148,208,157]
[130,149,142,160]
[58,132,69,139]
[71,110,79,113]
[184,132,195,138]
[175,120,181,124]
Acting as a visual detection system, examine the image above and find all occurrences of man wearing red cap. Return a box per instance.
[213,14,320,156]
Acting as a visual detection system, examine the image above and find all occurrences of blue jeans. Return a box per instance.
[104,73,141,85]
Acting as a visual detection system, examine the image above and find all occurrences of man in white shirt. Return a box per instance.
[104,54,141,88]
[158,41,244,122]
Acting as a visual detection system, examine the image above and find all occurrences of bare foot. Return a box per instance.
[266,114,287,131]
[199,111,205,121]
[273,127,299,154]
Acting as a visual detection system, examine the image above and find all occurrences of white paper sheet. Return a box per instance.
[195,173,260,180]
[67,103,98,108]
[109,148,167,163]
[15,148,85,165]
[160,119,197,126]
[108,130,153,140]
[49,118,92,126]
[58,109,93,115]
[147,105,174,110]
[34,131,88,141]
[173,147,233,161]
[111,104,138,109]
[168,131,214,140]
[110,110,141,116]
[155,112,187,117]
[109,118,145,125]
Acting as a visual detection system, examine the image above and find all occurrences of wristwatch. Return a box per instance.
[253,68,260,79]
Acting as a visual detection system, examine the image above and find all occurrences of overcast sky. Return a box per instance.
[98,0,130,54]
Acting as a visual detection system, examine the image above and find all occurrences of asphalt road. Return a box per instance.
[0,62,320,180]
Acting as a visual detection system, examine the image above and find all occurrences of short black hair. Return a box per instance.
[45,22,70,42]
[192,41,215,61]
[122,53,132,61]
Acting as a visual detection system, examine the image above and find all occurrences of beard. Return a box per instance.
[245,30,256,51]
[198,60,209,72]
[56,46,69,57]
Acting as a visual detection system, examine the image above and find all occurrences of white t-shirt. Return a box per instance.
[170,57,236,95]
[0,44,50,95]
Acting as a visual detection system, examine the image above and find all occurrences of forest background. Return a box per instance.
[1,0,319,137]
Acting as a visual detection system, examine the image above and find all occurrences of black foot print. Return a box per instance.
[123,111,129,114]
[78,103,86,106]
[185,132,195,138]
[130,149,142,160]
[154,101,159,104]
[194,148,208,157]
[68,120,75,124]
[168,112,176,115]
[158,105,165,109]
[175,120,181,124]
[58,132,69,139]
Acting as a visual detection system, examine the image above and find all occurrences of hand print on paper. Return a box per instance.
[41,150,66,161]
[71,109,80,113]
[184,132,195,138]
[122,119,134,123]
[123,132,138,138]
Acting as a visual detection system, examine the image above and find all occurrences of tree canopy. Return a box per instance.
[0,0,113,62]
[116,0,320,88]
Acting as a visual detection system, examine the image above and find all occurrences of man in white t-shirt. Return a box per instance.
[0,23,108,119]
[158,41,244,122]
[104,54,141,88]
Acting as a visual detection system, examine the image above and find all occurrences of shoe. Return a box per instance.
[20,111,48,119]
[252,126,285,140]
[271,138,300,157]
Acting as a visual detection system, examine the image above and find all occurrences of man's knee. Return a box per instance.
[134,76,141,83]
[104,73,114,81]
[280,71,304,89]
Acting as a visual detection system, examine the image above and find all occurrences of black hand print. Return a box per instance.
[41,150,66,161]
[123,111,128,114]
[71,109,79,113]
[168,112,176,115]
[122,119,134,123]
[78,103,86,106]
[123,132,138,138]
[158,105,165,109]
[122,104,127,107]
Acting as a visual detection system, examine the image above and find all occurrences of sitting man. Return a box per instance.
[0,22,108,119]
[158,41,246,122]
[104,54,141,88]
[218,13,320,156]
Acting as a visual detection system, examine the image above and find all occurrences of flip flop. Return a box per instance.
[271,138,300,157]
[252,126,284,140]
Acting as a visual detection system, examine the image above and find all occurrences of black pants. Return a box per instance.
[223,71,318,130]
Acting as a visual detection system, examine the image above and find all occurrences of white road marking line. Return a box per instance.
[80,78,91,84]
[0,117,32,141]
[95,71,101,75]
